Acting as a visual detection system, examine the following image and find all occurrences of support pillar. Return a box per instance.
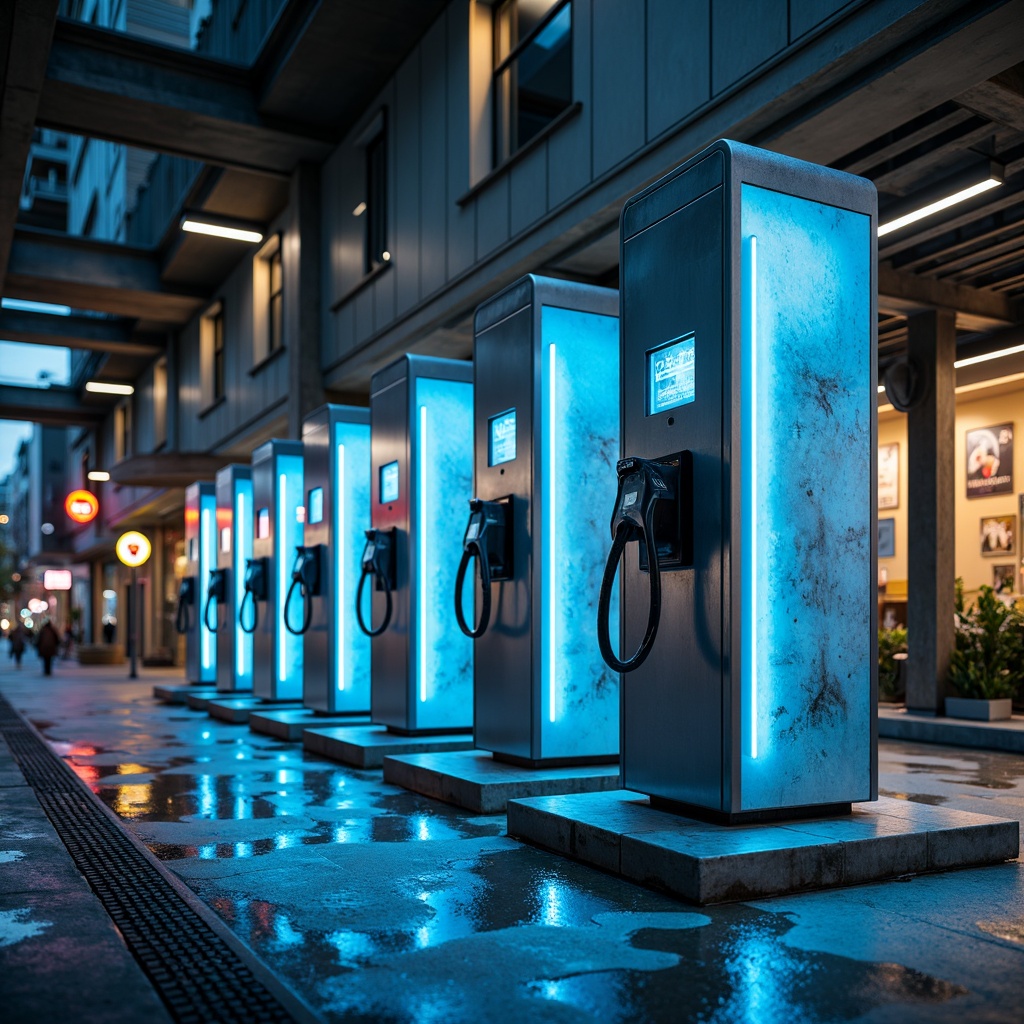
[905,308,956,714]
[286,161,325,439]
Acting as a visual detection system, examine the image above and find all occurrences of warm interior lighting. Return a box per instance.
[85,381,134,395]
[955,371,1024,396]
[877,385,886,393]
[2,297,71,316]
[352,202,367,217]
[953,343,1024,369]
[878,177,1002,237]
[382,251,391,262]
[87,471,110,482]
[181,219,264,244]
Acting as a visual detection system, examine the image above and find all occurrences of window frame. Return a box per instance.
[363,117,389,275]
[267,247,283,355]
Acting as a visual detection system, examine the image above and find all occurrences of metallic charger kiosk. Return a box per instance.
[359,355,474,733]
[288,404,371,714]
[178,481,217,684]
[247,439,304,701]
[464,276,620,764]
[210,464,253,693]
[602,140,877,821]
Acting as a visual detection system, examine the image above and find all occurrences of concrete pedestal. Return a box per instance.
[207,697,302,725]
[508,789,1019,906]
[879,706,1024,753]
[302,725,473,769]
[249,709,371,741]
[383,750,621,813]
[153,684,218,705]
[184,689,231,711]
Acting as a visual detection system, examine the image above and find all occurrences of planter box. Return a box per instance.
[76,644,125,666]
[945,697,1013,721]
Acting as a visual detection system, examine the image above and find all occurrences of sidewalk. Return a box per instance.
[2,659,1024,1023]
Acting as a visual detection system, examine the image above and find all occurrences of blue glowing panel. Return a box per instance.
[648,333,695,415]
[489,409,517,466]
[540,306,620,759]
[199,491,217,681]
[334,421,371,710]
[380,461,399,504]
[414,376,474,731]
[308,487,324,525]
[739,184,871,811]
[275,453,305,698]
[233,478,254,690]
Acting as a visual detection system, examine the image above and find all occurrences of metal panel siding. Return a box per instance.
[591,0,646,178]
[509,142,548,238]
[476,177,510,259]
[646,0,711,141]
[711,0,788,95]
[790,0,855,39]
[420,18,449,298]
[446,1,477,279]
[547,0,592,209]
[394,50,422,317]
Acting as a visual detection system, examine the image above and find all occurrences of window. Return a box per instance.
[114,400,132,461]
[200,302,224,407]
[212,308,225,398]
[493,0,572,165]
[364,126,388,274]
[153,358,168,447]
[268,248,283,354]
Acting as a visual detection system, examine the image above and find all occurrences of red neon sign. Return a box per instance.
[65,489,99,524]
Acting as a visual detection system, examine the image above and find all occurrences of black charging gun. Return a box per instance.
[203,568,228,633]
[174,577,195,635]
[238,557,268,634]
[454,498,512,638]
[355,528,396,637]
[284,546,322,636]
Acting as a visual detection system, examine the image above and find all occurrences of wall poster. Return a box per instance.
[980,515,1016,558]
[966,423,1014,498]
[878,517,895,559]
[878,442,899,509]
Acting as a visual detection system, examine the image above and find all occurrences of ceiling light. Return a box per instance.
[352,202,367,217]
[181,218,263,244]
[878,161,1003,238]
[953,343,1024,369]
[877,385,886,393]
[87,471,110,482]
[955,372,1024,396]
[2,297,71,316]
[85,381,134,395]
[382,251,391,262]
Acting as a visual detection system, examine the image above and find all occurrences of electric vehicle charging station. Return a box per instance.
[250,406,373,741]
[380,277,625,811]
[303,355,475,768]
[594,140,878,821]
[209,464,253,693]
[225,438,305,710]
[177,481,217,685]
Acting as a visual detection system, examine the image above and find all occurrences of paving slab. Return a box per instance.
[249,708,371,741]
[383,749,621,813]
[152,683,217,705]
[302,724,473,768]
[879,706,1024,753]
[185,688,243,711]
[507,789,1020,906]
[207,696,302,724]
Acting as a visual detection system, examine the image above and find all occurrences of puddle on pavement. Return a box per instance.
[879,790,949,806]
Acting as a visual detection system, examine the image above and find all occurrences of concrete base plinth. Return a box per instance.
[207,697,302,724]
[302,725,473,769]
[249,709,371,741]
[507,789,1019,906]
[153,684,217,705]
[383,750,621,813]
[879,706,1024,753]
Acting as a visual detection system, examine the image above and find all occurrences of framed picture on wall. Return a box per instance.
[980,515,1016,557]
[878,443,899,509]
[878,517,895,559]
[966,423,1014,498]
[993,564,1016,594]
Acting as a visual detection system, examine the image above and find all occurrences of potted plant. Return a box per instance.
[878,626,908,703]
[946,581,1024,721]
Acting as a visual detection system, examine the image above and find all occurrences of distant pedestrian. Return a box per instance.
[62,623,74,659]
[37,620,59,676]
[8,624,26,669]
[103,619,115,644]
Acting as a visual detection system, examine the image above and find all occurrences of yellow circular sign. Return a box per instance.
[116,531,152,567]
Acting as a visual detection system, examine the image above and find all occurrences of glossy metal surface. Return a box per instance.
[214,465,252,693]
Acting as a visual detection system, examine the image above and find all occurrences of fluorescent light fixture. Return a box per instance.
[181,218,263,244]
[352,202,367,217]
[85,381,134,395]
[878,163,1003,238]
[954,343,1024,369]
[2,297,71,316]
[87,470,110,482]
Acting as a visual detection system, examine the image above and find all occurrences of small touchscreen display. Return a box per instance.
[308,487,323,524]
[379,461,399,504]
[648,333,696,415]
[488,409,517,466]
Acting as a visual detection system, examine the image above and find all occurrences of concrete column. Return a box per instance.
[905,308,956,713]
[287,161,325,439]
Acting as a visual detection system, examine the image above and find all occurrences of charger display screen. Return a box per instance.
[220,527,231,552]
[648,333,696,415]
[308,487,323,524]
[256,508,270,539]
[380,461,399,504]
[488,409,517,466]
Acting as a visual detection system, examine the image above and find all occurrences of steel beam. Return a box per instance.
[878,263,1017,330]
[0,383,103,426]
[0,308,164,356]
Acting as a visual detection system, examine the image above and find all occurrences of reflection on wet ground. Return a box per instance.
[3,669,1024,1023]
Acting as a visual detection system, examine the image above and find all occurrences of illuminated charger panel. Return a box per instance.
[184,481,217,684]
[214,464,253,692]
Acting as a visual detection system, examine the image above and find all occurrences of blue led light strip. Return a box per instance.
[277,471,287,685]
[336,442,346,691]
[418,405,428,703]
[547,342,558,723]
[235,488,248,680]
[743,234,759,760]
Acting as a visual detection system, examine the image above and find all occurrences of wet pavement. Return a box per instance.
[2,658,1023,1023]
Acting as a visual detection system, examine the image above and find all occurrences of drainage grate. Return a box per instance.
[0,695,304,1024]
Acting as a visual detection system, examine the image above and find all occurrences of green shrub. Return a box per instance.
[878,627,908,700]
[948,583,1024,700]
